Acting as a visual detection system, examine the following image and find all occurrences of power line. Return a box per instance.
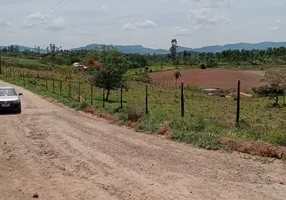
[28,0,72,27]
[12,0,43,22]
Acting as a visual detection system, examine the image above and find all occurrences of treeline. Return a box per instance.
[2,45,286,70]
[145,47,286,67]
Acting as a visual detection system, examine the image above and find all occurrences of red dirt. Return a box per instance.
[84,106,117,122]
[220,137,286,159]
[150,69,266,91]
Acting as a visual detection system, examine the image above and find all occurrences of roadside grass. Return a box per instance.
[1,68,286,149]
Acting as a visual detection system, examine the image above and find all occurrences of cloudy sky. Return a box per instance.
[0,0,285,49]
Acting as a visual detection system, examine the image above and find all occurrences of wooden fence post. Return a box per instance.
[52,79,55,93]
[236,80,241,124]
[45,79,48,91]
[181,82,185,117]
[120,84,123,109]
[90,84,93,105]
[103,88,105,108]
[68,80,71,98]
[146,85,149,114]
[60,80,63,96]
[23,72,26,86]
[78,81,81,102]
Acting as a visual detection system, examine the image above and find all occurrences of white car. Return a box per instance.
[0,87,22,114]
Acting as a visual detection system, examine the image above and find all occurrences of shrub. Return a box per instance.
[125,106,145,122]
[200,64,207,69]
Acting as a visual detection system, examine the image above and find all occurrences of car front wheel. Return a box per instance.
[16,107,22,114]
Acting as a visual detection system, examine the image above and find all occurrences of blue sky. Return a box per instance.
[0,0,285,49]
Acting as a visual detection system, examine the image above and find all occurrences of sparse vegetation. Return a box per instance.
[1,43,286,151]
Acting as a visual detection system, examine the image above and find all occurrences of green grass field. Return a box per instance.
[2,67,286,149]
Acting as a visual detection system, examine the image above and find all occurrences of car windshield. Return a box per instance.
[0,89,17,96]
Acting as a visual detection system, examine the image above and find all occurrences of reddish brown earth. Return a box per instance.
[0,80,285,200]
[150,69,266,91]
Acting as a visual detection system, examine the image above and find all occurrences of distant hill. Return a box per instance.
[193,42,286,53]
[1,45,47,53]
[3,41,286,54]
[71,44,169,54]
[71,41,286,54]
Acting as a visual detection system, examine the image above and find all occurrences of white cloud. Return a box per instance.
[122,20,157,31]
[188,8,229,25]
[122,23,136,31]
[101,5,108,11]
[21,12,46,28]
[135,20,157,28]
[43,17,65,31]
[71,28,90,34]
[275,19,282,23]
[173,27,192,36]
[0,19,12,27]
[268,26,279,30]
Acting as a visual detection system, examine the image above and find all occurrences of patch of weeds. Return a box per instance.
[172,130,221,150]
[270,131,286,146]
[125,106,145,122]
[78,101,89,110]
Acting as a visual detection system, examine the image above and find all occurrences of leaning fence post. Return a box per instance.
[181,82,185,117]
[145,85,149,114]
[236,80,241,124]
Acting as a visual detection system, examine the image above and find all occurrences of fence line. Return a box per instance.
[1,66,243,123]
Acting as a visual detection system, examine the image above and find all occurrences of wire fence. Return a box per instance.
[1,66,244,124]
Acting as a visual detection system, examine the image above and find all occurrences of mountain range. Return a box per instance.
[2,41,286,54]
[70,41,286,54]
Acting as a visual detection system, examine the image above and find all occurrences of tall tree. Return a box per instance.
[91,46,128,101]
[170,39,178,67]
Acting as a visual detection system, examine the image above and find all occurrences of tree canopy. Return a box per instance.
[90,46,128,101]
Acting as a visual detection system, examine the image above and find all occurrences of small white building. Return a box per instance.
[202,88,223,97]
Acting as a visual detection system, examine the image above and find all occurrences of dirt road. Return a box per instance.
[0,80,285,200]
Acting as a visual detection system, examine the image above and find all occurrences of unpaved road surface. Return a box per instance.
[0,80,285,200]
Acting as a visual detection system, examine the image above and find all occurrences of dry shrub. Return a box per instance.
[155,122,173,139]
[220,137,286,159]
[84,106,118,122]
[73,95,85,102]
[126,106,144,122]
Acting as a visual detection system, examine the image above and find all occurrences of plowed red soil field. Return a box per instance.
[150,69,266,91]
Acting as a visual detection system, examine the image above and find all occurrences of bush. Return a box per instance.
[200,64,207,69]
[252,85,284,97]
[125,106,145,122]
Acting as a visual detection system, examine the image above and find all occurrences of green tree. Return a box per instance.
[261,70,286,105]
[169,39,178,67]
[91,46,128,101]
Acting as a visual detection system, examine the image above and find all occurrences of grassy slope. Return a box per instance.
[1,68,286,149]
